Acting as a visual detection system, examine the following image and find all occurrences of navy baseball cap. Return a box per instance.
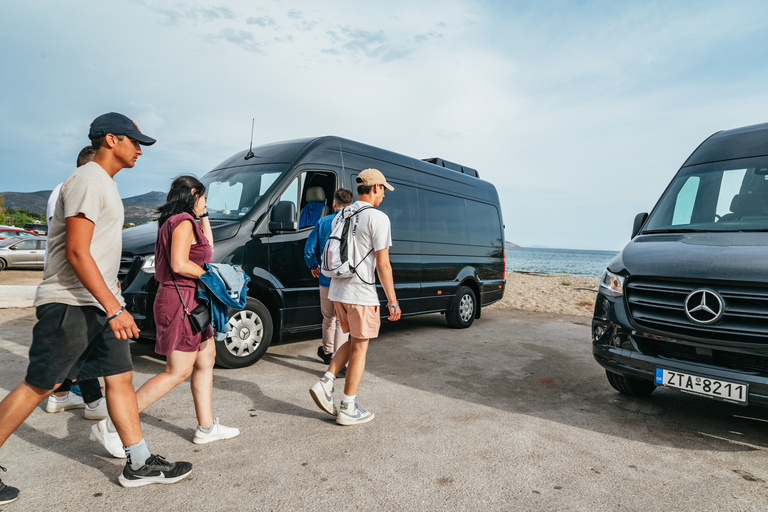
[88,112,156,145]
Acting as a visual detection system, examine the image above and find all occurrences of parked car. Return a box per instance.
[23,222,48,235]
[120,136,506,368]
[593,121,768,407]
[0,228,38,241]
[0,236,47,270]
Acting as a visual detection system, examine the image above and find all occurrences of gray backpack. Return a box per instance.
[320,205,374,284]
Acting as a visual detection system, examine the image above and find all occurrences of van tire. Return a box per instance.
[446,286,476,329]
[605,370,656,397]
[215,298,274,369]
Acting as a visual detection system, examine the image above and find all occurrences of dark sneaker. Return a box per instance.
[317,346,333,365]
[118,455,192,488]
[0,466,20,505]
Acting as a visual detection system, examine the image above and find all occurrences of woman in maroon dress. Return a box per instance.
[135,175,239,445]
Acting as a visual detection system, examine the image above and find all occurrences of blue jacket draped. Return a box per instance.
[197,263,250,341]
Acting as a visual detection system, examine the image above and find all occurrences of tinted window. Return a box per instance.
[468,202,502,247]
[376,184,419,241]
[17,240,37,250]
[421,191,469,244]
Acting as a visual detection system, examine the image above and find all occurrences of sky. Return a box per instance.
[2,1,768,251]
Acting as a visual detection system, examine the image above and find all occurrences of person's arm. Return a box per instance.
[170,220,206,279]
[199,213,213,248]
[65,214,140,339]
[304,225,320,278]
[375,248,400,321]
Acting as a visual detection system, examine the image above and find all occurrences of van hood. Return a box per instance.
[121,219,241,255]
[610,232,768,283]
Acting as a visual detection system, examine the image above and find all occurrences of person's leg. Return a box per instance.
[134,350,198,414]
[190,339,215,427]
[53,378,73,398]
[319,287,335,357]
[78,378,103,404]
[0,382,55,449]
[342,337,369,397]
[103,371,142,447]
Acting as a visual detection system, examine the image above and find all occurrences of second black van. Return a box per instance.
[120,136,506,368]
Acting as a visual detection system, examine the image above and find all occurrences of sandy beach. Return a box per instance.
[0,270,599,317]
[490,272,599,317]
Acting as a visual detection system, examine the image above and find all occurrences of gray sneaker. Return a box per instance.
[336,401,375,426]
[309,377,337,415]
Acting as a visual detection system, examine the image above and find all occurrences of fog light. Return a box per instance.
[593,325,606,341]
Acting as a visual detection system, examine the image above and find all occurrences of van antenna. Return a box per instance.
[244,118,255,160]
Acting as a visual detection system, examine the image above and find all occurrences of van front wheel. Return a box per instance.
[215,298,274,369]
[446,286,476,329]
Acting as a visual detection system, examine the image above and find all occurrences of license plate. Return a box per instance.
[655,368,748,405]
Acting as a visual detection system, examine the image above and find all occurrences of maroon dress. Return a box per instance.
[153,212,214,355]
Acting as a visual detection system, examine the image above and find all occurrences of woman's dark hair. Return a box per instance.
[156,175,205,227]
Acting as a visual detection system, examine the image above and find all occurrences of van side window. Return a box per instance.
[421,191,470,245]
[468,202,502,246]
[375,184,419,241]
[276,171,337,228]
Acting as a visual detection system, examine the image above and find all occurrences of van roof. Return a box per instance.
[683,122,768,166]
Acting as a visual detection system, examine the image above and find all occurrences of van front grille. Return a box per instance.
[626,277,768,344]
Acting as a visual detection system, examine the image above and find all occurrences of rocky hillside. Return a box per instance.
[1,190,165,226]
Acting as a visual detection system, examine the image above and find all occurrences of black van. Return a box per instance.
[593,122,768,407]
[120,136,506,368]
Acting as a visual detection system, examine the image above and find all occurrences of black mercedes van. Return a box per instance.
[593,122,768,407]
[120,136,506,368]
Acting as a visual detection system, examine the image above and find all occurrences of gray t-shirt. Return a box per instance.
[328,200,392,306]
[35,162,125,310]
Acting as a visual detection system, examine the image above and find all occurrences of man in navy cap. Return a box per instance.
[0,113,192,505]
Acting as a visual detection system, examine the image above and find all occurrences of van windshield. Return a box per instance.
[644,157,768,233]
[201,166,283,220]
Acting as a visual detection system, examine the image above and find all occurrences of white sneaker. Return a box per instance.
[336,401,375,426]
[309,377,337,416]
[45,392,85,413]
[91,419,126,458]
[84,398,108,420]
[193,418,240,444]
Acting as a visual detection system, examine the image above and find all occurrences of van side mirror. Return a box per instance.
[631,212,648,239]
[268,201,298,232]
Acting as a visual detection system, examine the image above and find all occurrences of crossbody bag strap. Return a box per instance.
[161,228,191,318]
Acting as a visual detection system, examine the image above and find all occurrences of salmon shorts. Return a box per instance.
[334,303,381,339]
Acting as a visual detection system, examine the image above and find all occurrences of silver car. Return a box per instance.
[0,236,47,270]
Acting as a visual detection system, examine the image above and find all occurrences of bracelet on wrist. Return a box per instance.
[387,302,399,308]
[200,212,209,218]
[106,306,126,322]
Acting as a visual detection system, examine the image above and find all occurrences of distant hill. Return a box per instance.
[0,189,166,226]
[505,241,519,248]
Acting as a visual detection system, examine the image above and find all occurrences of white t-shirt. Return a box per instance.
[43,182,63,266]
[35,162,125,310]
[328,200,392,306]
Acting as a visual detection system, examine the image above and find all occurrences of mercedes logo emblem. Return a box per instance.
[684,289,724,324]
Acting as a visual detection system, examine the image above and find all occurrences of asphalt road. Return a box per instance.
[0,306,767,511]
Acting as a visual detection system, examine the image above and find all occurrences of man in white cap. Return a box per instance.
[310,168,400,425]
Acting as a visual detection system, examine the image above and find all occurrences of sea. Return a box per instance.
[506,246,619,278]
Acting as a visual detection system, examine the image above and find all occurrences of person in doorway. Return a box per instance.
[92,175,239,459]
[309,169,401,426]
[303,188,352,365]
[44,145,108,421]
[0,113,192,505]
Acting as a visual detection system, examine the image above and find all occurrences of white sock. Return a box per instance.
[87,397,103,408]
[53,393,71,401]
[323,372,336,381]
[342,394,356,404]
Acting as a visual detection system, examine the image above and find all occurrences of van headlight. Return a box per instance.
[140,255,156,274]
[599,270,625,297]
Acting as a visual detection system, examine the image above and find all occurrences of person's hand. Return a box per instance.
[311,267,321,278]
[387,302,401,321]
[108,309,141,339]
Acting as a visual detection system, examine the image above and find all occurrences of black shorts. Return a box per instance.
[25,303,133,390]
